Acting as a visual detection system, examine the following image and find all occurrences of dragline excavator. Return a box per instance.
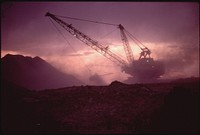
[45,12,165,80]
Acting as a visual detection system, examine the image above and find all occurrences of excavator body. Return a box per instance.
[122,58,165,79]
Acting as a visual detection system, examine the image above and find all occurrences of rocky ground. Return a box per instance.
[1,77,199,134]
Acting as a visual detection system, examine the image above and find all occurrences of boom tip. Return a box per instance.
[45,12,51,17]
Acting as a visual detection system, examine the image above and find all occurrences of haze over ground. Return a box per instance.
[1,2,199,85]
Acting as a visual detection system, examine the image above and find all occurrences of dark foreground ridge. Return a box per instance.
[1,77,199,134]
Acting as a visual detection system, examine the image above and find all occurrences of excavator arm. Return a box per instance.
[45,12,128,67]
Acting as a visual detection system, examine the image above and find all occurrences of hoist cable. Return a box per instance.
[49,18,75,51]
[55,14,118,26]
[48,17,92,78]
[98,27,118,40]
[124,29,147,49]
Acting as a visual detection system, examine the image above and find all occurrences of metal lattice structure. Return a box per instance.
[118,24,134,63]
[46,12,128,67]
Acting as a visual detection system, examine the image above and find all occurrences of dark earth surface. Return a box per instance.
[1,77,199,134]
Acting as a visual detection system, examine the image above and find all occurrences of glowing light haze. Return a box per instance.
[1,2,199,84]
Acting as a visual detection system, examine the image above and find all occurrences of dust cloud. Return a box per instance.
[1,2,199,85]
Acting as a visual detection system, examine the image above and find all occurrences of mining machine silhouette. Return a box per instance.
[45,12,165,81]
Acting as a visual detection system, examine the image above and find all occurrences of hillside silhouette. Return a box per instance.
[1,54,84,90]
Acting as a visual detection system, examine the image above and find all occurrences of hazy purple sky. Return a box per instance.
[1,2,199,84]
